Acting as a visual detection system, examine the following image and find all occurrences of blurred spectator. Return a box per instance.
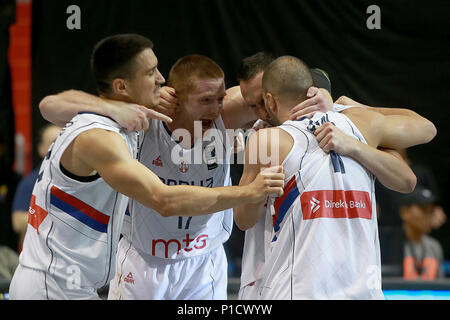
[11,124,61,252]
[376,149,447,276]
[399,185,445,280]
[0,245,18,281]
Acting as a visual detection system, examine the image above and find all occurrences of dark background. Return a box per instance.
[27,0,450,260]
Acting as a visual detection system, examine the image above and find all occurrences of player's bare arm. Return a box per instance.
[312,106,436,195]
[39,90,172,131]
[342,107,436,150]
[66,128,285,218]
[234,127,293,230]
[336,96,437,147]
[314,123,417,193]
[314,105,436,193]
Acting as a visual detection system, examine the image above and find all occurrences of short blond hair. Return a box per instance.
[168,54,224,97]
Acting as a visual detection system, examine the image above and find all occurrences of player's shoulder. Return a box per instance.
[246,127,280,153]
[341,105,382,122]
[253,126,287,140]
[76,127,122,144]
[340,106,384,134]
[73,111,121,129]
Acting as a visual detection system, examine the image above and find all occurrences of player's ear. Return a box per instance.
[265,92,277,114]
[111,78,128,96]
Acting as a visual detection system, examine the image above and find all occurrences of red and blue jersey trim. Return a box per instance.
[50,186,110,233]
[272,176,299,241]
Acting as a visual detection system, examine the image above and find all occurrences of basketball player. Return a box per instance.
[9,35,285,300]
[204,52,427,300]
[234,56,436,299]
[40,51,432,300]
[39,52,296,300]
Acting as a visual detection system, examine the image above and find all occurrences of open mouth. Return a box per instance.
[200,119,213,130]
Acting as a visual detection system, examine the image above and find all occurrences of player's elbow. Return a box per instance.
[158,203,179,218]
[151,187,179,218]
[397,172,417,194]
[423,121,437,143]
[236,221,254,231]
[152,196,173,218]
[405,173,417,194]
[39,95,57,120]
[157,206,172,218]
[234,208,256,231]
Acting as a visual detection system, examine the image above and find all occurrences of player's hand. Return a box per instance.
[314,122,358,155]
[252,119,271,131]
[290,87,333,120]
[108,101,172,132]
[156,86,180,116]
[248,165,285,203]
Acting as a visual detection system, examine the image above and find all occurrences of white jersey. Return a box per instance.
[19,113,138,289]
[238,105,368,298]
[260,111,383,299]
[238,119,268,297]
[121,116,234,259]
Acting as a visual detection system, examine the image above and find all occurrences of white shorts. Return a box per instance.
[9,264,99,300]
[108,237,228,300]
[238,279,262,300]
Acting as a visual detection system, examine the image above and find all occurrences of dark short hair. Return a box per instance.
[91,33,154,94]
[236,51,276,82]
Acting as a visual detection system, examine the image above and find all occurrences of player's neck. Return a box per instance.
[166,113,200,148]
[167,112,194,133]
[276,109,291,125]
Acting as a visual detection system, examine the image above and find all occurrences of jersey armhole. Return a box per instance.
[59,162,101,182]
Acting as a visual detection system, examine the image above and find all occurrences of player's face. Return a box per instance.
[183,77,226,133]
[239,72,270,122]
[125,48,165,108]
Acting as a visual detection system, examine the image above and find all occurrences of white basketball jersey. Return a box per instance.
[260,111,383,299]
[121,116,234,259]
[239,106,365,295]
[239,119,268,292]
[20,113,138,289]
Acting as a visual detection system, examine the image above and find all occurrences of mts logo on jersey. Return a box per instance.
[301,190,372,220]
[152,234,208,258]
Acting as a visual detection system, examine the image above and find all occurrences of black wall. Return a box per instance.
[31,0,450,257]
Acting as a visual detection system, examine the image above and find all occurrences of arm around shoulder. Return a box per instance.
[74,129,283,218]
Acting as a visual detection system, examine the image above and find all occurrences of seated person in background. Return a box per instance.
[11,124,61,252]
[0,245,19,281]
[399,184,445,280]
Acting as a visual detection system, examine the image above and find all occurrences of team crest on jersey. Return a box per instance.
[179,160,189,173]
[205,146,218,170]
[152,155,163,167]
